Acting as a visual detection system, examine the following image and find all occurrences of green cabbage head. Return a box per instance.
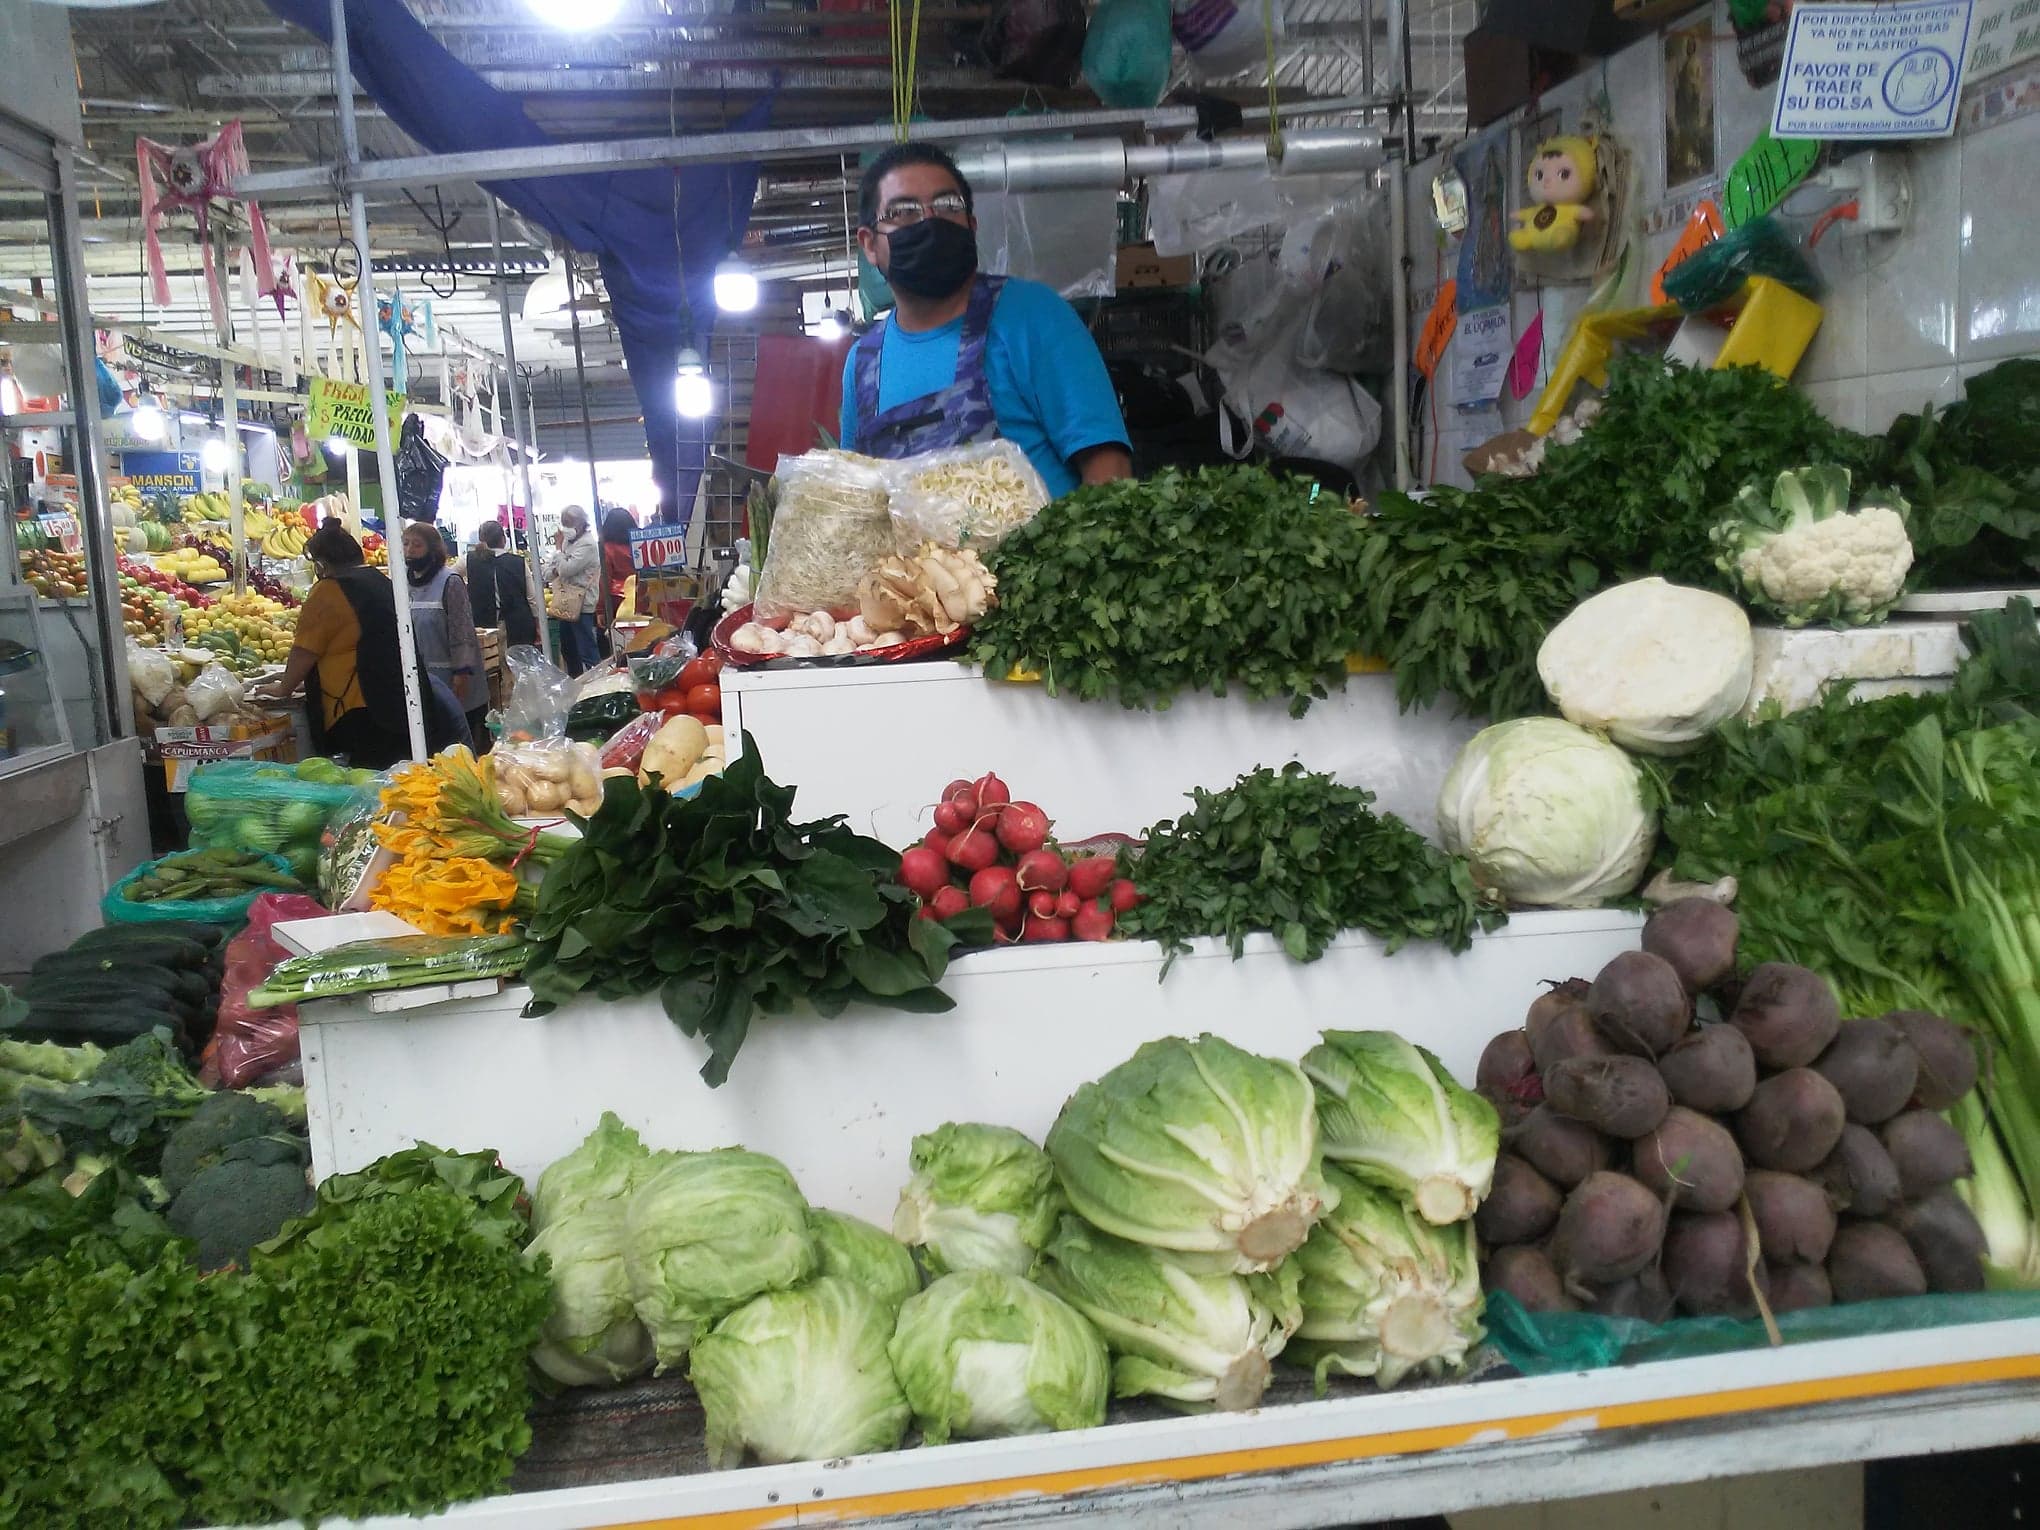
[624,1148,815,1369]
[1437,717,1657,908]
[810,1207,922,1314]
[892,1122,1061,1277]
[1303,1030,1499,1224]
[688,1276,911,1468]
[533,1111,652,1231]
[1046,1034,1334,1273]
[1033,1215,1301,1413]
[525,1202,654,1387]
[1286,1166,1484,1391]
[887,1270,1110,1444]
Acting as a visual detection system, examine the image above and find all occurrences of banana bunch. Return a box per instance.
[178,492,233,524]
[262,520,311,559]
[243,507,276,540]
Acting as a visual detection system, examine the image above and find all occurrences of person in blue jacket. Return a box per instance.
[839,144,1132,498]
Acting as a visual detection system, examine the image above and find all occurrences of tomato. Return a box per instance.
[684,682,721,716]
[676,654,724,691]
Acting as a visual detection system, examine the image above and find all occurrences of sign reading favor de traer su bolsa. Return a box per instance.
[1772,0,1975,140]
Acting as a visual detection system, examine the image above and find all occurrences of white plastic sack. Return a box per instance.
[1172,0,1283,81]
[1210,313,1382,471]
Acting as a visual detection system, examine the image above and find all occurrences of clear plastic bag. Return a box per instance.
[886,439,1053,552]
[598,711,666,775]
[211,891,327,1089]
[185,662,246,724]
[185,759,381,884]
[502,643,575,743]
[248,932,530,1007]
[752,451,895,620]
[491,737,605,819]
[319,791,384,912]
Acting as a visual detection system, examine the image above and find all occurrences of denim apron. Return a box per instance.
[851,274,1006,458]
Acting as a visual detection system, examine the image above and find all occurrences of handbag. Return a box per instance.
[548,579,586,621]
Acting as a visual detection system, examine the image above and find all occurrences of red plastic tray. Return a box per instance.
[712,603,971,671]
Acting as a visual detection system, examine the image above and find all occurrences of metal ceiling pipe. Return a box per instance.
[958,127,1382,194]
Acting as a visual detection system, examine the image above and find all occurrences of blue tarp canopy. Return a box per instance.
[266,0,769,525]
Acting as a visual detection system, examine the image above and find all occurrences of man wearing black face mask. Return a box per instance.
[839,144,1132,497]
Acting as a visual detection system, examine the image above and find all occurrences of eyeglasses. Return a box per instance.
[877,192,970,229]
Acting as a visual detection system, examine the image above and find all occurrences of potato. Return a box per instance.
[1587,950,1692,1058]
[1744,1170,1837,1264]
[1827,1222,1926,1303]
[1663,1210,1767,1317]
[1545,1055,1671,1140]
[1731,963,1841,1071]
[1736,1068,1847,1173]
[1813,1017,1919,1125]
[1632,1107,1744,1214]
[1656,1023,1758,1114]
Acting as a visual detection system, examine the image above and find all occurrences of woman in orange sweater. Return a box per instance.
[598,506,637,649]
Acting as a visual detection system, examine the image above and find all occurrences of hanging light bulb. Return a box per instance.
[713,258,759,314]
[815,311,847,342]
[675,347,714,419]
[129,389,165,443]
[524,0,621,29]
[201,437,231,475]
[327,435,353,457]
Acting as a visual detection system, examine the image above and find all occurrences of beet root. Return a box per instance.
[1731,962,1841,1070]
[1811,1124,1903,1220]
[1545,1054,1672,1140]
[1880,1110,1974,1201]
[1744,1170,1838,1265]
[1813,1017,1920,1126]
[1736,1068,1848,1173]
[1525,978,1593,1052]
[1586,1266,1676,1323]
[1551,1171,1668,1288]
[1588,950,1693,1058]
[1632,1107,1746,1214]
[1483,1245,1573,1314]
[1663,1210,1768,1317]
[1505,1104,1612,1190]
[1827,1222,1927,1303]
[1531,1004,1613,1078]
[1656,1024,1759,1114]
[1766,1261,1834,1314]
[1887,1011,1979,1110]
[1894,1188,1988,1294]
[1641,897,1740,996]
[1474,1154,1563,1246]
[1477,1030,1542,1124]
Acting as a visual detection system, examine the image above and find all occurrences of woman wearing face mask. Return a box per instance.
[402,520,490,749]
[544,504,602,676]
[838,144,1133,497]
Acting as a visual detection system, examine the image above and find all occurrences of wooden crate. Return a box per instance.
[478,627,509,711]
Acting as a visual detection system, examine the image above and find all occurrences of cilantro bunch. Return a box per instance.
[967,466,1375,718]
[1117,763,1502,967]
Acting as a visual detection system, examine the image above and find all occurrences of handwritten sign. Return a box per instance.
[630,523,690,574]
[119,450,202,494]
[1722,127,1824,229]
[1415,280,1458,381]
[37,513,79,555]
[1773,1,1974,139]
[1967,0,2040,78]
[308,377,407,451]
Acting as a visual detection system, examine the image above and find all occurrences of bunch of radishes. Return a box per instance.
[896,772,1141,943]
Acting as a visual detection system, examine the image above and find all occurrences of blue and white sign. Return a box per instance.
[630,522,690,574]
[1772,1,1974,140]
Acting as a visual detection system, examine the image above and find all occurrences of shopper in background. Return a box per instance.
[546,504,602,676]
[598,506,637,650]
[251,522,468,768]
[467,520,539,648]
[402,521,490,750]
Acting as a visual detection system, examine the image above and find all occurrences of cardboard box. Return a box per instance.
[149,726,295,792]
[1116,244,1196,291]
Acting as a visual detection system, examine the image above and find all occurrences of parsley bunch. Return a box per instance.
[967,466,1375,718]
[1117,763,1502,967]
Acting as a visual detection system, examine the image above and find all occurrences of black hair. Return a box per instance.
[478,520,505,548]
[857,144,973,229]
[600,507,636,545]
[306,520,364,569]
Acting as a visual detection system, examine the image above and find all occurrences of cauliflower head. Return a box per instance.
[1712,464,1913,628]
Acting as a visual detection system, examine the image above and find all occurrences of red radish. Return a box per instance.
[932,799,970,836]
[1028,889,1059,919]
[997,802,1051,855]
[917,905,942,920]
[969,865,1023,921]
[946,787,981,818]
[948,827,1000,873]
[1072,904,1116,942]
[974,773,1012,809]
[995,912,1024,942]
[1021,916,1071,943]
[928,885,970,920]
[942,779,974,801]
[1109,879,1142,913]
[1067,855,1116,899]
[1055,889,1081,919]
[921,828,951,861]
[898,846,949,899]
[1014,848,1068,893]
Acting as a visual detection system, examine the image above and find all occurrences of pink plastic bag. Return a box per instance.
[212,892,325,1089]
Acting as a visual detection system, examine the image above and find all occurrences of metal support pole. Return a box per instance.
[1386,0,1413,490]
[224,361,245,596]
[331,0,428,760]
[486,197,554,665]
[562,253,605,644]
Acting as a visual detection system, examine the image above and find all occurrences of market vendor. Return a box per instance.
[839,144,1132,497]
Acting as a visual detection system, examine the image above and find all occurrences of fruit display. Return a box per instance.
[120,573,169,644]
[177,491,235,524]
[185,590,297,674]
[363,529,387,568]
[262,519,312,560]
[155,545,230,587]
[17,545,87,601]
[107,480,145,527]
[119,554,213,611]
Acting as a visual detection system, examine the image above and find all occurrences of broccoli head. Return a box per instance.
[160,1092,293,1197]
[168,1148,315,1271]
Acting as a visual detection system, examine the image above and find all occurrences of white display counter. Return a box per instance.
[721,660,1481,848]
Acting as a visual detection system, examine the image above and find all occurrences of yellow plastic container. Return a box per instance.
[1528,276,1823,436]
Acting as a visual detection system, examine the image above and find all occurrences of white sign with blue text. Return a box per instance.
[1772,0,1974,140]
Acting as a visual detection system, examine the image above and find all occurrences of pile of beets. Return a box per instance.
[1476,897,1985,1320]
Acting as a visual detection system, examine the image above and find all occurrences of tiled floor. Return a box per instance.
[1448,1464,1863,1530]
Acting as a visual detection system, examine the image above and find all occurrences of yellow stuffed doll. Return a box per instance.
[1510,136,1598,254]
